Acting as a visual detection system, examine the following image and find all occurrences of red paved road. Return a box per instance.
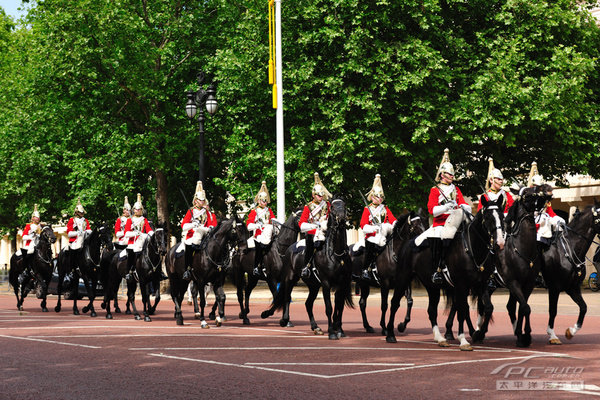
[1,285,599,399]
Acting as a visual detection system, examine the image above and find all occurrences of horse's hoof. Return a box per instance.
[365,326,375,334]
[195,313,201,320]
[279,319,288,328]
[187,301,192,305]
[314,328,324,336]
[106,314,113,319]
[437,340,450,347]
[381,329,388,337]
[243,319,251,325]
[460,344,473,351]
[135,315,142,321]
[565,328,574,340]
[286,321,294,328]
[338,331,346,338]
[144,316,151,322]
[125,310,132,315]
[261,311,271,319]
[176,317,184,326]
[101,303,106,310]
[82,306,89,314]
[549,338,562,345]
[114,308,121,313]
[90,311,97,318]
[239,312,245,319]
[472,330,485,343]
[201,321,210,329]
[73,310,80,316]
[328,333,339,340]
[397,323,407,333]
[386,336,397,344]
[19,306,24,311]
[444,332,455,341]
[54,306,61,313]
[215,317,223,327]
[42,308,48,313]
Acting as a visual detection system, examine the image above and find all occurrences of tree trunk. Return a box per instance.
[155,168,170,234]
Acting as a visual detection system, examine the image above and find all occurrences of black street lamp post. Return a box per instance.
[185,71,218,183]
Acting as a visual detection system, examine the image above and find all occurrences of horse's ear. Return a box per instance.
[480,195,489,208]
[509,186,521,196]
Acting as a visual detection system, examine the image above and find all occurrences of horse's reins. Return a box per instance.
[463,206,500,272]
[507,203,538,268]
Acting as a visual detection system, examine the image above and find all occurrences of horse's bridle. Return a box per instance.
[203,221,233,271]
[143,228,166,272]
[325,199,348,263]
[35,226,55,265]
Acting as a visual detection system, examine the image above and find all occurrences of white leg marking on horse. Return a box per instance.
[458,333,473,351]
[476,315,484,330]
[547,325,561,345]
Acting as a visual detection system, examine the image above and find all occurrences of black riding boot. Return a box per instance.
[182,245,194,281]
[361,241,376,281]
[125,249,136,283]
[64,250,78,287]
[253,244,265,278]
[430,238,444,284]
[301,235,315,278]
[18,253,32,285]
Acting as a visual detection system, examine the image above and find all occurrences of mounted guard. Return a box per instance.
[299,172,332,278]
[114,196,131,250]
[181,181,217,281]
[17,204,42,285]
[64,198,92,286]
[424,149,472,284]
[358,174,397,281]
[477,158,514,215]
[246,181,276,279]
[527,161,565,249]
[124,194,154,283]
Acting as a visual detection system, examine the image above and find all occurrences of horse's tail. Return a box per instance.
[339,257,355,308]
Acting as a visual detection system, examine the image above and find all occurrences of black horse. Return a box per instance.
[126,225,168,322]
[495,184,553,347]
[166,218,237,326]
[229,209,301,325]
[542,200,600,344]
[54,223,112,317]
[9,225,57,312]
[351,210,426,336]
[397,196,506,350]
[262,194,354,340]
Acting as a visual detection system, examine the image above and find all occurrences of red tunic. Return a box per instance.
[114,216,128,239]
[181,207,217,240]
[22,223,36,247]
[246,207,276,237]
[66,217,90,243]
[299,201,330,236]
[427,185,468,227]
[360,205,396,239]
[124,217,153,246]
[477,190,514,213]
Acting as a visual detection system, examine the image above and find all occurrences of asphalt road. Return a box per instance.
[1,282,600,399]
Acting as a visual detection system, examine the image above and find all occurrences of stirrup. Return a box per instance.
[182,269,192,281]
[125,272,134,283]
[301,266,311,278]
[431,271,443,284]
[361,269,371,281]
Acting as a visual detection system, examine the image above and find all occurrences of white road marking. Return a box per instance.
[0,334,101,349]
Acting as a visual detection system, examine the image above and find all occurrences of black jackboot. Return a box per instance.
[430,238,444,284]
[301,235,315,278]
[125,249,136,283]
[182,245,194,281]
[253,244,266,278]
[361,241,377,281]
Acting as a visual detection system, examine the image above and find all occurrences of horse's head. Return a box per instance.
[479,194,506,251]
[40,224,57,244]
[152,226,169,256]
[408,209,427,238]
[97,222,113,249]
[329,194,346,228]
[511,186,540,214]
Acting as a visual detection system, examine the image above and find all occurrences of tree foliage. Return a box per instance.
[0,0,599,234]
